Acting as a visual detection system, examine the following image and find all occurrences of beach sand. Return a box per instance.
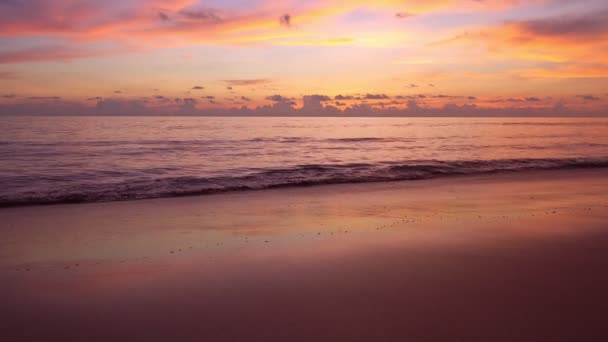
[1,169,608,341]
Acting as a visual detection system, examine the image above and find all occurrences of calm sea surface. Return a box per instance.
[1,117,608,206]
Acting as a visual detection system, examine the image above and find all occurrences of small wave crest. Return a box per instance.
[1,157,607,207]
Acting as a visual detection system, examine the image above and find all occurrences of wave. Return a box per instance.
[1,157,608,207]
[4,134,608,151]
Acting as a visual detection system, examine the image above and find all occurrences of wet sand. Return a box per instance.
[1,169,608,341]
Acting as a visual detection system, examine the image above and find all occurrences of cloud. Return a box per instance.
[192,86,204,90]
[179,9,223,23]
[158,12,170,21]
[0,2,234,63]
[223,79,271,86]
[427,32,471,47]
[300,95,340,114]
[1,93,606,117]
[515,63,608,79]
[305,95,332,102]
[27,96,61,100]
[335,95,354,100]
[525,97,541,102]
[577,94,601,101]
[96,98,150,115]
[475,9,608,71]
[279,14,292,27]
[0,71,18,79]
[395,12,414,19]
[0,0,542,65]
[0,45,118,64]
[265,94,293,103]
[0,0,110,34]
[173,97,200,114]
[240,96,251,101]
[364,94,390,100]
[302,96,323,110]
[516,10,608,38]
[0,100,91,116]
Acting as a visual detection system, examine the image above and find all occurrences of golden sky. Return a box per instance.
[0,0,607,115]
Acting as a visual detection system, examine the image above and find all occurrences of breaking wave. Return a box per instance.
[2,157,607,207]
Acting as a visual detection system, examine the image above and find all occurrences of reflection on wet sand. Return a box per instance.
[1,169,608,341]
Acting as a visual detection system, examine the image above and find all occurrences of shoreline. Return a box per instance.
[3,114,608,118]
[1,168,608,341]
[2,163,608,208]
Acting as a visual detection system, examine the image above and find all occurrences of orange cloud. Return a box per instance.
[498,10,608,61]
[427,8,608,80]
[223,79,272,86]
[515,63,608,79]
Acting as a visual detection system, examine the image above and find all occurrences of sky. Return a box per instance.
[0,0,607,116]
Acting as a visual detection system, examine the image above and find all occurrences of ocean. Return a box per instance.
[1,116,608,206]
